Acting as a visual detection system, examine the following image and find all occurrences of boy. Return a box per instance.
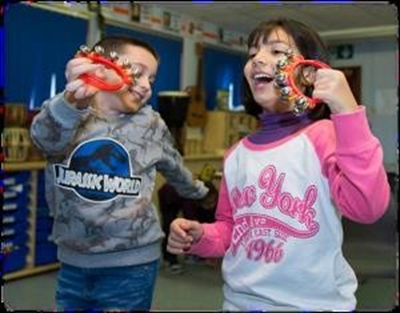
[30,35,208,311]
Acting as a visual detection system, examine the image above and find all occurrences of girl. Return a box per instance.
[167,18,390,311]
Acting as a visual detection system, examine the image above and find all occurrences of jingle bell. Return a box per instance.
[94,45,105,55]
[274,73,287,87]
[293,104,307,115]
[295,96,307,107]
[109,51,119,62]
[293,97,308,115]
[79,45,91,54]
[276,57,289,70]
[280,86,292,98]
[285,49,294,58]
[121,59,132,69]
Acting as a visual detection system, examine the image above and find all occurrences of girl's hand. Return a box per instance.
[312,68,359,114]
[167,218,204,255]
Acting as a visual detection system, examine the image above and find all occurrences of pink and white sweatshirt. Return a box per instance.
[188,106,390,311]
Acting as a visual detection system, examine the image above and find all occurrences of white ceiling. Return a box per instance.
[150,3,398,43]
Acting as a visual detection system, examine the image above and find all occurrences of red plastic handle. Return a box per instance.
[78,53,133,91]
[286,56,330,108]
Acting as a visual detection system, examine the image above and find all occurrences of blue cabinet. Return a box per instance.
[3,162,59,280]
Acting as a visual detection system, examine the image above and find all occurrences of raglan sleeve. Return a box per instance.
[307,106,390,224]
[156,121,208,200]
[187,176,234,257]
[30,92,90,158]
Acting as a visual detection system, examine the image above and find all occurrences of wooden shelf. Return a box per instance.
[183,152,225,161]
[4,263,60,281]
[3,161,47,172]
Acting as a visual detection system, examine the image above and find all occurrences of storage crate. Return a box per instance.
[4,171,31,186]
[203,111,258,153]
[3,207,29,224]
[2,221,30,237]
[183,126,204,156]
[2,232,29,247]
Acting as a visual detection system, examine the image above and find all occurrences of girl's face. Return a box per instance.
[244,27,300,113]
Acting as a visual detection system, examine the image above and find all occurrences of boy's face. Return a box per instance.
[105,45,158,114]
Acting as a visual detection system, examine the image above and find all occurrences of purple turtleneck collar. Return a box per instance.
[248,111,312,145]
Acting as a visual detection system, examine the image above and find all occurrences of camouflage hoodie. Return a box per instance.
[30,93,208,268]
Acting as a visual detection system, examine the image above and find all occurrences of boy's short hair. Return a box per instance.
[93,35,160,63]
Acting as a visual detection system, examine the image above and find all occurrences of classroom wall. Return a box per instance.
[330,39,398,171]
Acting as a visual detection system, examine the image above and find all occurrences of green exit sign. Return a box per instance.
[337,44,354,59]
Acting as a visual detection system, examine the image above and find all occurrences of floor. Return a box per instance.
[3,259,398,311]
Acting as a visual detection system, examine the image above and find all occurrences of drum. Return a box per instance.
[157,91,190,128]
[3,127,31,162]
[157,91,190,155]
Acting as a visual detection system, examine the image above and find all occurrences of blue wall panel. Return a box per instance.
[5,4,86,108]
[203,47,246,110]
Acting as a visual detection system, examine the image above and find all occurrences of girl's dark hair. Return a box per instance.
[93,35,160,63]
[243,18,331,120]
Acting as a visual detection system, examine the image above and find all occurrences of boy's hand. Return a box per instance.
[312,68,358,114]
[64,57,103,108]
[167,218,204,255]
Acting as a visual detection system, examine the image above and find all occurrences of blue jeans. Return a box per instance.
[56,260,159,311]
